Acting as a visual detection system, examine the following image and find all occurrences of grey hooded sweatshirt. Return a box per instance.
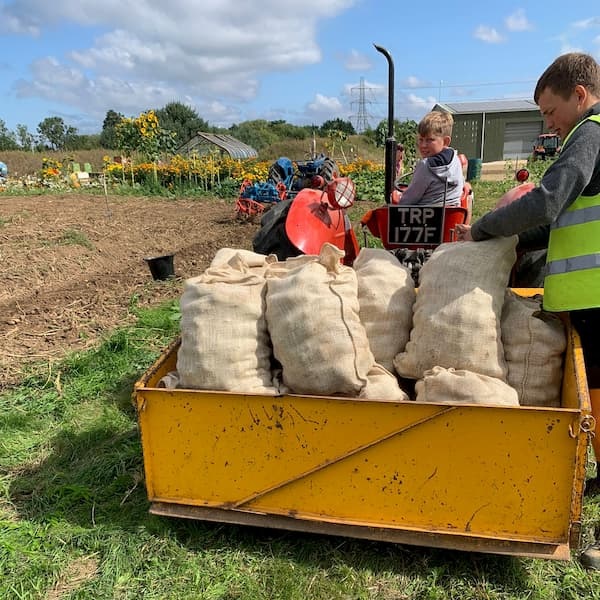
[398,148,464,206]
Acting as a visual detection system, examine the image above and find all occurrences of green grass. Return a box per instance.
[58,228,95,250]
[471,180,510,220]
[1,293,600,599]
[468,157,557,221]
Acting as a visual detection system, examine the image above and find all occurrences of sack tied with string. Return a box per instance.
[353,247,416,374]
[211,247,277,271]
[394,236,518,380]
[176,253,278,394]
[265,243,376,397]
[501,290,566,407]
[415,366,520,406]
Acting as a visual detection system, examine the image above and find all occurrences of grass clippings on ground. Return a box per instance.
[1,299,599,600]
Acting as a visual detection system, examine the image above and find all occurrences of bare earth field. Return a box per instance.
[0,165,510,389]
[0,194,259,388]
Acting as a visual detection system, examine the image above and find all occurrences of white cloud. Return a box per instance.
[573,17,600,29]
[390,93,439,122]
[554,34,583,54]
[449,87,475,98]
[14,57,183,114]
[306,93,344,118]
[505,9,533,32]
[343,49,372,72]
[474,25,505,44]
[405,93,437,109]
[402,76,430,89]
[3,0,358,126]
[552,17,600,59]
[0,12,40,36]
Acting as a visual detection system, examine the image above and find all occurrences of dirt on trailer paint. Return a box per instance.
[0,194,260,389]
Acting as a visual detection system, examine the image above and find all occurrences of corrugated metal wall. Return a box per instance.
[451,111,544,162]
[451,116,482,160]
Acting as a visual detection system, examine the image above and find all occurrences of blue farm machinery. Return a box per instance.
[235,154,340,218]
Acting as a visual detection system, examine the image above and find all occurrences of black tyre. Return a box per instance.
[268,162,285,185]
[252,199,302,261]
[319,157,340,183]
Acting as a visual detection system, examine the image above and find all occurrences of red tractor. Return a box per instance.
[533,133,561,160]
[253,176,360,266]
[252,45,472,275]
[253,45,536,285]
[356,45,474,282]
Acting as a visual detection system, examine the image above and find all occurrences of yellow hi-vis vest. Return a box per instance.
[544,114,600,312]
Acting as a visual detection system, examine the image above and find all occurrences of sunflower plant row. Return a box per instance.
[32,151,387,199]
[99,154,386,199]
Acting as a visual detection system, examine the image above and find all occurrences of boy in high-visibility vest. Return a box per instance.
[456,52,600,569]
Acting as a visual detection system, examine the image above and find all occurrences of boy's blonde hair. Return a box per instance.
[534,52,600,102]
[418,111,454,137]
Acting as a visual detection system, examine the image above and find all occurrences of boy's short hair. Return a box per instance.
[534,52,600,102]
[418,111,454,137]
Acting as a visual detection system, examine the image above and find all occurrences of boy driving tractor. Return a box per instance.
[395,111,464,207]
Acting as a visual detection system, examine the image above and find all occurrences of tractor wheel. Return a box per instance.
[252,198,302,261]
[319,157,340,183]
[268,161,285,185]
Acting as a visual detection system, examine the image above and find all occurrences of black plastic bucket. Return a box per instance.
[144,254,175,280]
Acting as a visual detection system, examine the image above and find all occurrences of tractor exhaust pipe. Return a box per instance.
[374,44,397,204]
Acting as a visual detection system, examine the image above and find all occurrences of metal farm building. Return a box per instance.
[433,99,546,162]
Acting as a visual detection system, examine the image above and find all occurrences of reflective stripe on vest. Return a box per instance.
[544,113,600,312]
[554,204,600,228]
[547,253,600,275]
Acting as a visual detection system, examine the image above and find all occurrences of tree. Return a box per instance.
[114,110,176,185]
[367,118,417,149]
[363,118,418,167]
[394,119,418,168]
[0,119,18,151]
[155,102,209,147]
[99,110,124,149]
[63,126,79,150]
[228,120,279,151]
[268,120,310,140]
[37,116,76,150]
[16,124,35,151]
[320,118,356,137]
[67,133,102,150]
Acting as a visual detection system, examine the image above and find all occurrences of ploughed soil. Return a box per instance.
[0,194,261,389]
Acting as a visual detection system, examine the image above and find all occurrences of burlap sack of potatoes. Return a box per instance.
[501,290,566,407]
[211,247,278,270]
[177,253,278,394]
[353,248,416,373]
[359,364,411,402]
[394,236,518,380]
[265,243,374,397]
[415,366,519,406]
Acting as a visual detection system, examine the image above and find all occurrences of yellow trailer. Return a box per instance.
[133,293,594,561]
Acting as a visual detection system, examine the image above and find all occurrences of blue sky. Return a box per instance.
[0,1,599,136]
